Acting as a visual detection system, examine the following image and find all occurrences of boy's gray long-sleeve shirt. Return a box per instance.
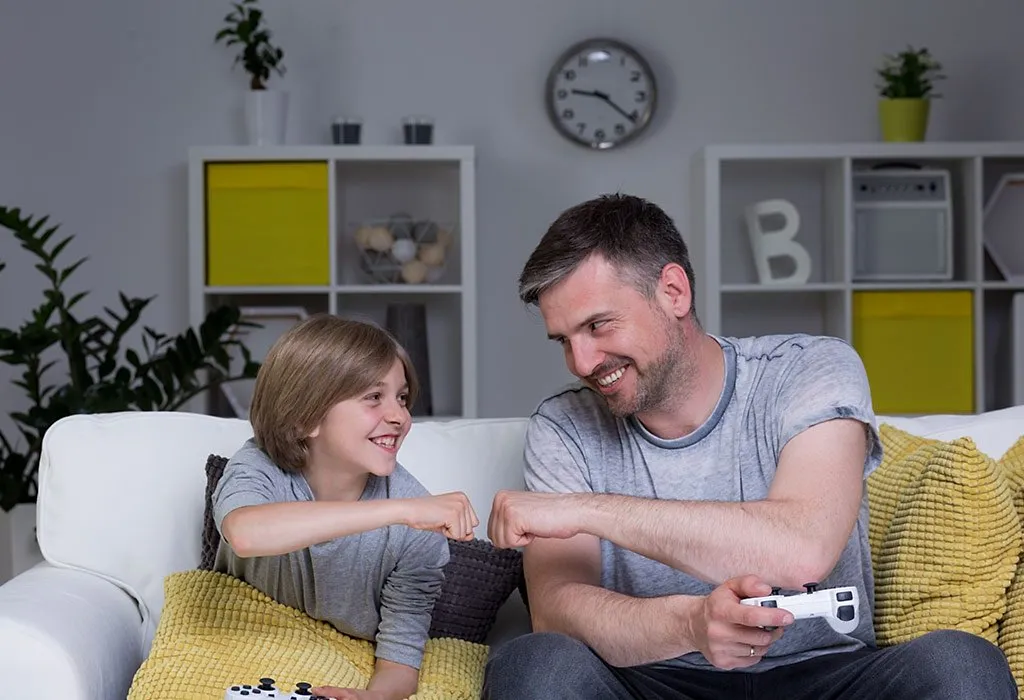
[212,438,450,670]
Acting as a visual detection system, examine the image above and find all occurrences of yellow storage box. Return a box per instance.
[206,162,329,286]
[852,290,974,415]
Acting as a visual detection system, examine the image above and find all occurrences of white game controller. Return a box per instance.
[224,679,328,699]
[740,582,860,635]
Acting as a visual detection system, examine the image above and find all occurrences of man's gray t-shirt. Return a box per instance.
[212,438,449,670]
[524,333,884,672]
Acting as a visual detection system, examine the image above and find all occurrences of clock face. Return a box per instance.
[545,38,657,150]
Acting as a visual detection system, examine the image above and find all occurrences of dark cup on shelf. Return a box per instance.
[332,117,362,145]
[402,116,433,145]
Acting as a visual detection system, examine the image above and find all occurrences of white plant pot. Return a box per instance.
[245,89,289,146]
[0,503,43,585]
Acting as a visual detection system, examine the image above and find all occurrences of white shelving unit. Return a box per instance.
[692,141,1024,415]
[188,145,477,420]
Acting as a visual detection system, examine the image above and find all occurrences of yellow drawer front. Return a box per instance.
[206,162,329,286]
[852,291,974,415]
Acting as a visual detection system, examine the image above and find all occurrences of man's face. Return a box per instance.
[538,255,687,417]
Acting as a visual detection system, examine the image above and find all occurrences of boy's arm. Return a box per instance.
[215,459,475,557]
[373,528,449,690]
[221,500,409,558]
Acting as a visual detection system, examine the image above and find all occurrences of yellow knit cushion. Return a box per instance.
[867,424,1021,646]
[996,436,1024,695]
[127,570,488,700]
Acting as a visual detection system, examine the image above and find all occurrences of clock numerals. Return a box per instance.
[547,39,656,149]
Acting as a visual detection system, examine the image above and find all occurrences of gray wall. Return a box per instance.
[2,0,1023,427]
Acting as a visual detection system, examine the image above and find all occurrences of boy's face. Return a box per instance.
[307,358,412,478]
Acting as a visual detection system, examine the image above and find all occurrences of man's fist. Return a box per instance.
[487,490,578,548]
[403,492,479,541]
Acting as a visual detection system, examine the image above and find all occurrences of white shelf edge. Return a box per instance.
[204,284,463,295]
[334,284,463,294]
[188,145,474,163]
[720,282,980,293]
[703,141,1024,162]
[721,283,846,293]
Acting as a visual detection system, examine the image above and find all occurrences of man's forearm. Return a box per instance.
[577,495,829,587]
[533,580,700,667]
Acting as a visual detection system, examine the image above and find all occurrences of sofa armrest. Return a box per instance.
[0,562,145,700]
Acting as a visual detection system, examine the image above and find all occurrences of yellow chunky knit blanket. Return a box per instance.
[127,569,488,700]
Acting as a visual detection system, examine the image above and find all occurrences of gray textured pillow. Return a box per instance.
[428,538,524,644]
[199,454,228,571]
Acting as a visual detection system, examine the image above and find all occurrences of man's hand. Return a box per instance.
[488,490,579,548]
[402,492,479,541]
[311,688,385,700]
[686,575,794,670]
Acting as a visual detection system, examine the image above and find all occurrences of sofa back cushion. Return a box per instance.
[35,411,528,648]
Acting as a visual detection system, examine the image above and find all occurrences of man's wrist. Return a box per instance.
[570,492,612,539]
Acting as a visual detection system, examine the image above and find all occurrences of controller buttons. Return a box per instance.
[759,600,777,607]
[836,591,853,601]
[837,604,856,621]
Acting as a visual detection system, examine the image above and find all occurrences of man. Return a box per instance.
[483,193,1016,699]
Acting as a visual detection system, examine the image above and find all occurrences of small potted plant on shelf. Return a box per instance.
[215,0,288,145]
[875,45,945,142]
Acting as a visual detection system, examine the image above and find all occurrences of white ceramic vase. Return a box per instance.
[245,89,289,146]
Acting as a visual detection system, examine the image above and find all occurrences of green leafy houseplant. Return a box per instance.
[215,0,286,90]
[0,207,261,512]
[876,46,945,99]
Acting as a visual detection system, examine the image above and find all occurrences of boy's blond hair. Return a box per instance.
[248,314,419,472]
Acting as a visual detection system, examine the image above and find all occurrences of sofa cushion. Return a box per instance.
[995,436,1024,692]
[126,569,487,700]
[867,424,1021,645]
[428,539,523,643]
[199,454,228,572]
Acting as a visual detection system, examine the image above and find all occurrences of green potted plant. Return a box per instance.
[876,45,945,142]
[215,0,288,145]
[0,206,262,515]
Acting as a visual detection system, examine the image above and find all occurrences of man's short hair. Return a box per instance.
[248,314,419,472]
[518,193,697,316]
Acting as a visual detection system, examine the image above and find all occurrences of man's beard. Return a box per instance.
[602,328,688,418]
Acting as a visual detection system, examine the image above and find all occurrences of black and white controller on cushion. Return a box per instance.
[740,582,859,634]
[224,678,331,700]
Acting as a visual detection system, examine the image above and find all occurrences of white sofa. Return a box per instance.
[1,406,1023,700]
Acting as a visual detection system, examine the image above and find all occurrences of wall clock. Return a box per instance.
[545,37,657,150]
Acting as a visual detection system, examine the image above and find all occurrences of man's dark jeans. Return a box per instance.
[482,630,1017,699]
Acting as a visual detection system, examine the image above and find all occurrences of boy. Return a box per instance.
[213,314,478,700]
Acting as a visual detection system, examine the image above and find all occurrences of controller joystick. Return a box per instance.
[740,584,860,635]
[291,682,314,698]
[770,587,781,596]
[258,678,277,692]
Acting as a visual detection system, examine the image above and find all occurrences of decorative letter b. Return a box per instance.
[744,199,812,285]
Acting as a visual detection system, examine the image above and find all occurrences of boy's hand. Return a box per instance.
[311,688,386,700]
[403,492,479,540]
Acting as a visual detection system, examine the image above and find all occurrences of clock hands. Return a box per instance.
[571,88,636,123]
